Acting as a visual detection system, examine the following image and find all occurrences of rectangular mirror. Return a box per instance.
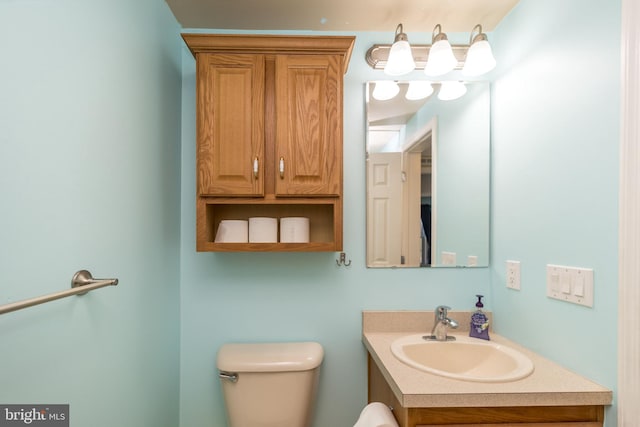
[365,81,490,268]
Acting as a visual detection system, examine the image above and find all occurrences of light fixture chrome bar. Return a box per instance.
[366,44,469,71]
[0,270,119,315]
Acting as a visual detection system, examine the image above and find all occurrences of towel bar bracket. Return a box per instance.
[72,270,118,295]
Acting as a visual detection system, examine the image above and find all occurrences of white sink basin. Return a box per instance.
[391,334,534,383]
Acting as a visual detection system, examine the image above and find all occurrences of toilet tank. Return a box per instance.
[217,342,324,427]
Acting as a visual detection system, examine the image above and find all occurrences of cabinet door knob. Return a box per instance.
[279,157,285,179]
[253,157,259,179]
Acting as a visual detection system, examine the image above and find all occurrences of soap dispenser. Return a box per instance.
[469,295,490,340]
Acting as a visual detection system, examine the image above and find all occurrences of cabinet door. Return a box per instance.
[275,55,342,197]
[197,53,265,196]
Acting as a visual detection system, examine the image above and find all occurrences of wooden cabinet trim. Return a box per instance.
[182,34,355,74]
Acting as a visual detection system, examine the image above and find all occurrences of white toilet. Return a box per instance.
[217,341,324,427]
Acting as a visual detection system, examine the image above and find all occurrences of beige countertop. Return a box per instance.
[363,310,613,408]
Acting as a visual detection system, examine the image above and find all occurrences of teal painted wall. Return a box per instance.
[490,0,620,425]
[0,1,183,426]
[179,31,491,427]
[0,0,622,426]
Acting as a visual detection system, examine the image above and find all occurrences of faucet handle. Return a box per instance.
[435,305,451,319]
[436,305,451,313]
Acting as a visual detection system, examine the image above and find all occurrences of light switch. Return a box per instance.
[561,271,572,294]
[550,272,560,292]
[574,274,585,297]
[547,264,594,307]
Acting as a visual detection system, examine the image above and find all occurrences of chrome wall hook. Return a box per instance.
[336,252,352,267]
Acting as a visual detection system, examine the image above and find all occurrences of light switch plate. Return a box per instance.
[546,264,594,307]
[441,251,457,266]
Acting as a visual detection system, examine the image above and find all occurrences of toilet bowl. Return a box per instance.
[217,341,324,427]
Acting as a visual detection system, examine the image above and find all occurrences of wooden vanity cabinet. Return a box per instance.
[183,34,355,252]
[368,355,605,427]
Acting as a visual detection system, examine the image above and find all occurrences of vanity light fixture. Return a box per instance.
[424,24,457,77]
[462,25,496,76]
[365,23,496,77]
[372,80,400,101]
[405,81,434,100]
[383,24,416,76]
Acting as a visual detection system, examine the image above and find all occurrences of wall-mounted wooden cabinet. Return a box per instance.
[183,34,355,252]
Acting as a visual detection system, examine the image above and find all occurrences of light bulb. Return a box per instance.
[384,40,415,76]
[372,81,400,101]
[438,81,467,101]
[405,81,434,100]
[384,24,416,76]
[424,39,457,77]
[462,40,496,76]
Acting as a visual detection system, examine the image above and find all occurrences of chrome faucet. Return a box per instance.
[425,305,459,341]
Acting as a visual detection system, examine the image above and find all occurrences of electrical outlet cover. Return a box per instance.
[506,260,521,290]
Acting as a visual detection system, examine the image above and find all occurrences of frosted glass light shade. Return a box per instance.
[372,81,400,101]
[405,81,434,100]
[424,39,457,77]
[384,40,416,76]
[438,81,467,101]
[462,40,496,76]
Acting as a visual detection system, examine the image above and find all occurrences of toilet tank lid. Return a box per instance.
[217,342,324,373]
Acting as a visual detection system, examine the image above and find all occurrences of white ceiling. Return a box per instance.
[166,0,519,32]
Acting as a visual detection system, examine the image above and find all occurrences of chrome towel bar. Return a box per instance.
[0,270,118,315]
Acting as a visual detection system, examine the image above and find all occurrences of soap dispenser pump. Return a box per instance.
[469,294,490,340]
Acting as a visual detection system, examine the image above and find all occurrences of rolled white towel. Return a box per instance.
[353,402,399,427]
